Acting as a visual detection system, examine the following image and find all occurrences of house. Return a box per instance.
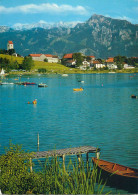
[45,54,59,63]
[66,60,76,67]
[63,53,73,60]
[63,53,76,66]
[80,60,90,70]
[89,56,95,61]
[91,60,105,69]
[106,57,117,69]
[29,54,59,63]
[124,64,135,69]
[7,41,14,50]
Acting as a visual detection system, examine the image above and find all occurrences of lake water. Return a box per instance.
[0,73,138,193]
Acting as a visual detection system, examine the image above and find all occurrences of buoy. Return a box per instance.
[131,95,137,99]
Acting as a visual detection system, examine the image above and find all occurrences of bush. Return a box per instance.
[38,68,47,73]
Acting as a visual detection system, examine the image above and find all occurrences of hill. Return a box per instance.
[0,14,138,58]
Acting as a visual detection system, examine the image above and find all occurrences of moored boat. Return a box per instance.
[1,82,14,85]
[38,83,48,87]
[92,157,138,193]
[62,74,68,77]
[73,87,83,91]
[23,82,37,85]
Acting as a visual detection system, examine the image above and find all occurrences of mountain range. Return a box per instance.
[0,14,138,58]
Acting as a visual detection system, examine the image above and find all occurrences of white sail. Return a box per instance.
[0,68,5,75]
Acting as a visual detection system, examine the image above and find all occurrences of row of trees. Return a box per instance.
[0,48,34,72]
[0,56,34,72]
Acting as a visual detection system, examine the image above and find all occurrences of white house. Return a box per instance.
[91,60,105,69]
[7,41,14,50]
[80,60,90,70]
[107,64,117,69]
[124,64,135,69]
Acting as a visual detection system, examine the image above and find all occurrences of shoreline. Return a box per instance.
[4,68,138,76]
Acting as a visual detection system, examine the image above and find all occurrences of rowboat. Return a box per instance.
[23,82,37,85]
[73,87,83,91]
[38,83,48,87]
[92,158,138,193]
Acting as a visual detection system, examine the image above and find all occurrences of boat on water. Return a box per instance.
[92,157,138,193]
[23,82,37,85]
[73,87,83,91]
[62,74,68,77]
[38,83,48,87]
[78,80,84,83]
[1,82,14,85]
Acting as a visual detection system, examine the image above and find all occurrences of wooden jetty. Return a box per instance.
[30,146,100,172]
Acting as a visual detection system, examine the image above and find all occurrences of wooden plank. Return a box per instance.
[31,146,100,159]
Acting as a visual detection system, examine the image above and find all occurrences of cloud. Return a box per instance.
[0,3,88,15]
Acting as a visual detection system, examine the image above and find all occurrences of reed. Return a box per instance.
[38,156,108,194]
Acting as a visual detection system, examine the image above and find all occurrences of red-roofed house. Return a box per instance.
[91,60,105,69]
[106,57,117,69]
[63,53,76,67]
[89,56,95,60]
[7,41,14,50]
[29,54,59,63]
[45,54,59,63]
[63,53,73,59]
[106,57,114,64]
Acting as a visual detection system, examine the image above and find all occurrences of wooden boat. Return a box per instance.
[131,94,137,99]
[23,82,37,85]
[73,87,83,91]
[38,83,48,87]
[92,157,138,193]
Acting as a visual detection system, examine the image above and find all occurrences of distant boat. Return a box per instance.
[62,74,68,77]
[38,83,48,87]
[1,82,14,85]
[92,157,138,193]
[0,68,5,75]
[73,87,83,91]
[23,82,37,85]
[78,80,84,83]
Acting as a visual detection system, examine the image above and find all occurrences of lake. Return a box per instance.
[0,73,138,193]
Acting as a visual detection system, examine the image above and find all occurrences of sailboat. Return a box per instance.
[0,68,5,76]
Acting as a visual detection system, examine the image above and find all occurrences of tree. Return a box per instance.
[22,56,34,71]
[8,49,15,55]
[114,55,127,70]
[44,58,48,62]
[73,53,84,67]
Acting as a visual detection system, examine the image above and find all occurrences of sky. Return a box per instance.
[0,0,138,27]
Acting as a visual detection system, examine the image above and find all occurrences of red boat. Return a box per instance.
[92,157,138,193]
[23,82,37,85]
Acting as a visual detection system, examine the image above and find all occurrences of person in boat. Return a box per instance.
[33,99,37,104]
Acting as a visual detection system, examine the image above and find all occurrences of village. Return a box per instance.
[0,40,137,74]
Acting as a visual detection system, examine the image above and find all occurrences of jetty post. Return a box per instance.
[37,133,39,151]
[96,151,100,159]
[62,154,66,171]
[77,154,82,166]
